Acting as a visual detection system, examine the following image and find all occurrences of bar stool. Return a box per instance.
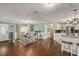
[76,43,79,56]
[61,41,73,56]
[72,43,77,56]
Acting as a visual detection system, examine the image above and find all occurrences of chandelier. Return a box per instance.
[63,9,79,25]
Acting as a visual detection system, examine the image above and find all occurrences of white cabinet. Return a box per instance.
[54,33,65,41]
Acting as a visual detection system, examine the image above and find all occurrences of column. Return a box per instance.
[16,25,20,40]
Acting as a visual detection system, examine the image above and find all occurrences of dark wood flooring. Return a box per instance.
[0,39,75,56]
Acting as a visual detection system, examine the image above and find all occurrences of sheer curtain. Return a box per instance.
[0,24,9,41]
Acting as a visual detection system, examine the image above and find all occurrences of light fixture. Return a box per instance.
[48,3,56,6]
[63,9,79,25]
[48,3,53,6]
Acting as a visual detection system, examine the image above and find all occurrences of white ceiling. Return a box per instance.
[0,3,79,24]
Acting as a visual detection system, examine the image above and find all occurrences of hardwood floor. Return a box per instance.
[0,39,75,56]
